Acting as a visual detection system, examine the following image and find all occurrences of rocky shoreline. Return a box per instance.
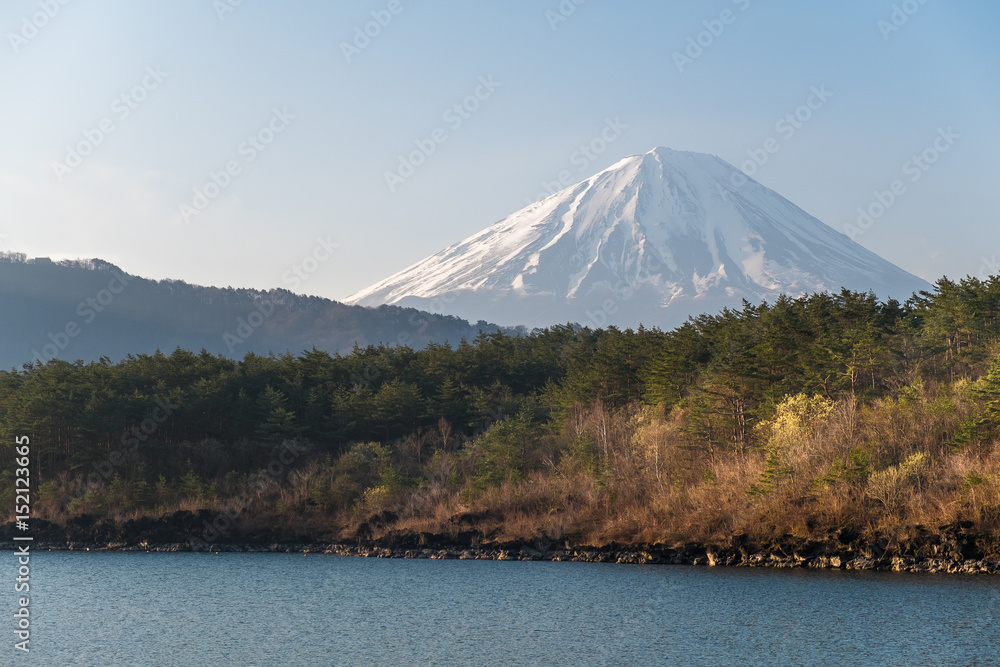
[3,512,998,575]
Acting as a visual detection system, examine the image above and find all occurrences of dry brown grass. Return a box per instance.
[20,381,1000,552]
[358,384,1000,549]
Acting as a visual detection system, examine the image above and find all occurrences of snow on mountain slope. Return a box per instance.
[347,147,931,329]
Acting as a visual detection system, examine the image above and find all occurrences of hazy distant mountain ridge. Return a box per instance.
[347,147,931,328]
[0,253,500,370]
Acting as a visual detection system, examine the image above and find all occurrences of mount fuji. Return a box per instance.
[347,147,931,329]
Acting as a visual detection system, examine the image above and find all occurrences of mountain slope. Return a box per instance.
[0,254,501,370]
[347,147,931,328]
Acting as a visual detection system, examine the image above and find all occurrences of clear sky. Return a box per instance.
[2,0,998,300]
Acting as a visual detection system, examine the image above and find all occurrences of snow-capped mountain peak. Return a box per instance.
[347,147,930,328]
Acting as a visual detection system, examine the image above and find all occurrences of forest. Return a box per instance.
[3,275,1000,552]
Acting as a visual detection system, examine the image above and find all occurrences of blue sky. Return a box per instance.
[1,0,997,300]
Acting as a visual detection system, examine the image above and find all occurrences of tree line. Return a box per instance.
[2,275,1000,546]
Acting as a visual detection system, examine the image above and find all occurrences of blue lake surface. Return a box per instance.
[12,552,1000,665]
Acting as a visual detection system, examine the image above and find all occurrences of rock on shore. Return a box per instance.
[2,513,998,574]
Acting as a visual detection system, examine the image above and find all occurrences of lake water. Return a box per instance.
[15,552,1000,665]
